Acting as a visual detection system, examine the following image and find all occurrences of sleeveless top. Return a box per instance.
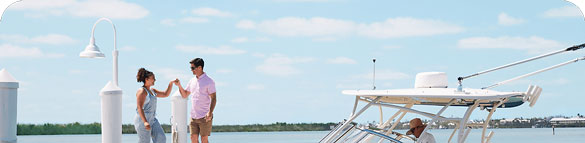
[136,87,157,116]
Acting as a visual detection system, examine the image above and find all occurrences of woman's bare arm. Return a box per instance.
[154,80,174,98]
[136,88,150,130]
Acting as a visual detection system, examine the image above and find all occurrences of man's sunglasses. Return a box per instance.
[190,66,198,70]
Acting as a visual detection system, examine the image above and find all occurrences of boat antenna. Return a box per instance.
[457,43,585,88]
[372,58,376,90]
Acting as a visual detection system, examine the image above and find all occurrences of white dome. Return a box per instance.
[414,72,448,88]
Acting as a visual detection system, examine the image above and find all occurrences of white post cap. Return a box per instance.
[0,68,19,88]
[171,91,187,101]
[100,81,122,96]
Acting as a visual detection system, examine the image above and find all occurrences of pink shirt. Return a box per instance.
[185,73,216,119]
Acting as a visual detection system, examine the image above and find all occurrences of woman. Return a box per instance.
[135,68,174,143]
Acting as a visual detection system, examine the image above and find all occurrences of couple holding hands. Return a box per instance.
[134,58,217,143]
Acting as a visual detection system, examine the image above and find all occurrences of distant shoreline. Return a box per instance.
[17,122,338,135]
[17,116,585,135]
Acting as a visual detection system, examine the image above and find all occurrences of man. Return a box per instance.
[175,58,217,143]
[406,118,436,143]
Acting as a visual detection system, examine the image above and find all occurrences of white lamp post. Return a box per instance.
[79,17,123,143]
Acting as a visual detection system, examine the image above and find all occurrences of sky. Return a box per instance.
[0,0,584,125]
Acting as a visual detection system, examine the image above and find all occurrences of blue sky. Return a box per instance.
[1,0,584,125]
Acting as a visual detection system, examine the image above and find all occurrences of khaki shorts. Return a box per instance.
[190,118,213,136]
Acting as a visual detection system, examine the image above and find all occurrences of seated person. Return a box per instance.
[406,118,436,143]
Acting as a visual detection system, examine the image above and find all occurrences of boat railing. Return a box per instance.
[349,127,417,143]
[320,120,357,143]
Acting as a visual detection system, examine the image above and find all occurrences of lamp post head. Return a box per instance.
[79,38,105,58]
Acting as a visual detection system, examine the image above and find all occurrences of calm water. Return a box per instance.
[16,128,585,143]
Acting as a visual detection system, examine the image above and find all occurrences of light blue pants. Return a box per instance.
[135,115,166,143]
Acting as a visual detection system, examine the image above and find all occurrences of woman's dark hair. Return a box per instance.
[190,58,204,69]
[136,68,153,83]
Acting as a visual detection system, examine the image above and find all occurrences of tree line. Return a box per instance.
[17,122,337,135]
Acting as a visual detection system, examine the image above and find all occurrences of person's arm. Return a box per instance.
[136,88,151,130]
[205,82,217,121]
[153,80,174,98]
[174,78,190,98]
[205,92,216,121]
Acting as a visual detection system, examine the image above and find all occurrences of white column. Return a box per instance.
[100,81,122,143]
[0,69,18,143]
[171,91,188,143]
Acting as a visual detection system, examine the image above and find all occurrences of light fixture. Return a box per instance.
[79,17,122,143]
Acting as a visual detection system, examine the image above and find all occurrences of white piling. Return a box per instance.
[171,91,188,143]
[100,81,122,143]
[0,69,18,143]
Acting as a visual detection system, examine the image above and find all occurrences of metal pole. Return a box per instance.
[458,43,585,83]
[420,99,456,139]
[91,18,118,86]
[373,58,376,90]
[483,56,585,89]
[482,101,504,143]
[458,101,480,143]
[323,96,381,142]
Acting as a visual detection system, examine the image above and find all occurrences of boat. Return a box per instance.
[319,44,585,143]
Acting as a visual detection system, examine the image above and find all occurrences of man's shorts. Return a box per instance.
[190,118,213,136]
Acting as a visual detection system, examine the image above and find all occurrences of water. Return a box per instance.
[16,128,585,143]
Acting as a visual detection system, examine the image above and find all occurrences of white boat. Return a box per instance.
[320,42,585,143]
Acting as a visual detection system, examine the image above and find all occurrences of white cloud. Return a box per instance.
[327,57,357,64]
[251,52,266,58]
[498,13,525,26]
[255,37,271,42]
[0,44,64,58]
[237,17,464,39]
[0,34,76,45]
[543,6,582,18]
[231,37,271,43]
[457,36,565,54]
[353,69,409,80]
[356,17,464,38]
[236,20,256,29]
[247,84,265,90]
[249,17,355,37]
[312,37,337,42]
[152,67,191,82]
[161,17,209,26]
[180,17,209,23]
[176,45,246,55]
[256,54,314,76]
[231,37,249,43]
[191,7,233,17]
[9,0,74,10]
[69,0,149,19]
[10,0,148,19]
[160,19,176,26]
